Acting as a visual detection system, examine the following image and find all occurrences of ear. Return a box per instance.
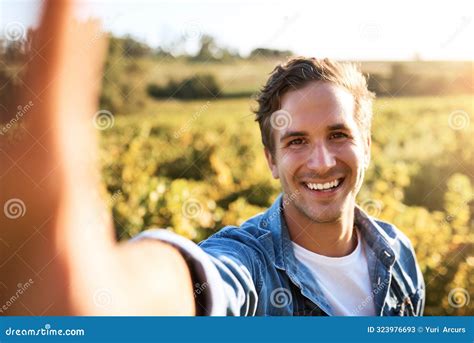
[364,134,371,169]
[264,148,279,179]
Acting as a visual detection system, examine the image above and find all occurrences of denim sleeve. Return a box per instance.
[131,229,227,316]
[409,239,426,316]
[198,228,260,316]
[132,228,259,316]
[396,230,426,316]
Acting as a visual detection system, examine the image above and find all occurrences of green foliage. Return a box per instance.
[99,96,473,316]
[99,36,149,114]
[1,33,472,316]
[249,48,293,59]
[192,35,219,62]
[147,74,221,99]
[367,62,473,96]
[121,35,153,58]
[190,35,241,62]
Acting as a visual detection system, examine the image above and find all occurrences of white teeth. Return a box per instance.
[306,179,341,191]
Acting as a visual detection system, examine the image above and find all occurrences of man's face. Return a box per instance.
[265,81,371,224]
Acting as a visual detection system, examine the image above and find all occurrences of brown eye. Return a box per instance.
[289,138,305,145]
[330,132,348,140]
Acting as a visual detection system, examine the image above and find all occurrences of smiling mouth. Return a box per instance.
[303,178,345,193]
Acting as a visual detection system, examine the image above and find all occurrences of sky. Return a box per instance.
[1,0,473,60]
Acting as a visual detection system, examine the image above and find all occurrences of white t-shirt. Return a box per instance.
[291,229,376,316]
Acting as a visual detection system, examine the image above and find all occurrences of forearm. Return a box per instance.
[0,237,195,316]
[113,240,196,316]
[62,240,196,316]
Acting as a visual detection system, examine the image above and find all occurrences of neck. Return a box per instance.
[284,204,357,258]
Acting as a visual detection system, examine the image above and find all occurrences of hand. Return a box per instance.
[0,0,195,315]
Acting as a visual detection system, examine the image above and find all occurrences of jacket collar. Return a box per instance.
[260,193,396,267]
[259,193,397,314]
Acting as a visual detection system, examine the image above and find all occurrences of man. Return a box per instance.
[0,0,424,316]
[135,58,425,316]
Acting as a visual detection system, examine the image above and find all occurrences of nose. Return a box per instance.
[306,141,337,175]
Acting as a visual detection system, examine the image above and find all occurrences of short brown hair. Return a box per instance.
[254,57,375,156]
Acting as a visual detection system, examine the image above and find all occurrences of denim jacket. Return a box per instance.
[135,194,425,316]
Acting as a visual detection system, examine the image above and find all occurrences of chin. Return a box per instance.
[299,203,343,224]
[309,210,343,223]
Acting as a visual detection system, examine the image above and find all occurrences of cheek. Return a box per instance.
[353,147,366,170]
[335,143,365,173]
[281,147,310,166]
[278,151,302,178]
[346,145,367,187]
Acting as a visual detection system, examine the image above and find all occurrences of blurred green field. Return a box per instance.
[111,53,472,92]
[98,95,473,316]
[1,36,472,316]
[103,56,472,105]
[136,58,276,95]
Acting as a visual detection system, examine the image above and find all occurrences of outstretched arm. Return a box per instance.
[0,0,195,315]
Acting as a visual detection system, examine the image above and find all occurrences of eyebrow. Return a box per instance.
[279,123,351,142]
[327,123,351,131]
